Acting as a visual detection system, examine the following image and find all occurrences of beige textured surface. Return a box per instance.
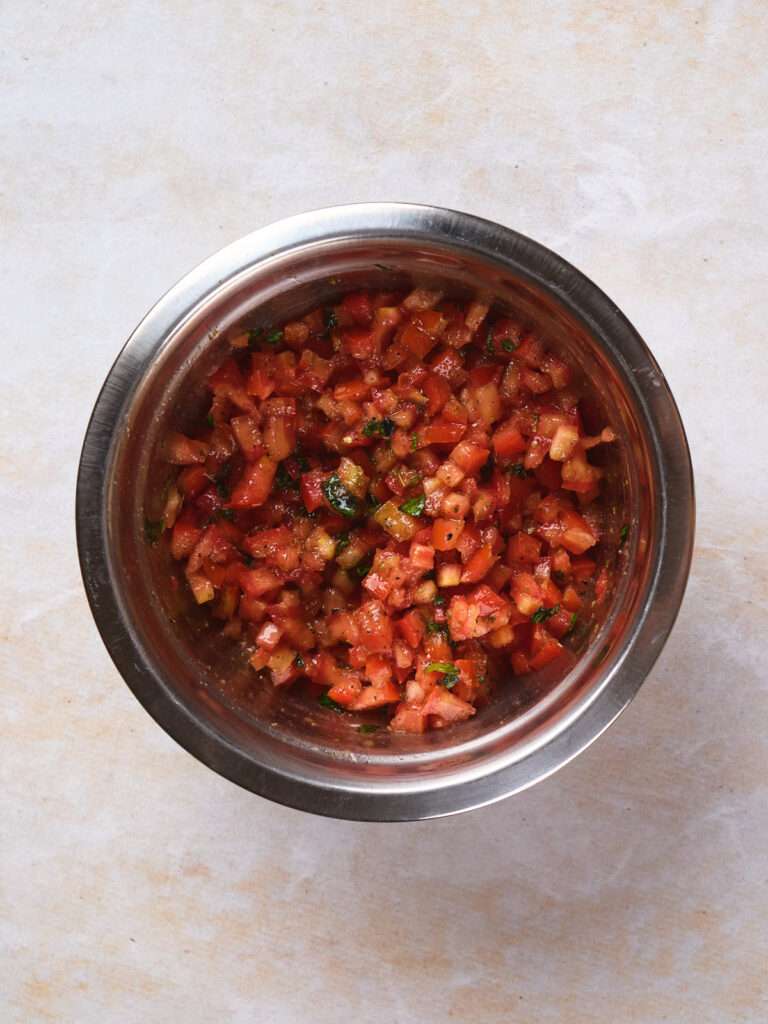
[2,3,767,1022]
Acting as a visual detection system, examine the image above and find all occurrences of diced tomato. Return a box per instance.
[341,291,373,326]
[226,455,276,509]
[164,431,209,465]
[160,287,616,732]
[492,422,527,458]
[449,441,490,474]
[432,519,464,551]
[460,543,498,584]
[170,518,203,560]
[420,421,467,446]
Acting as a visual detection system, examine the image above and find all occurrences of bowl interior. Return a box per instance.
[102,231,656,807]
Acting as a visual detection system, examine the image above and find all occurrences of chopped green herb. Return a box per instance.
[595,643,611,665]
[295,655,305,668]
[480,455,494,483]
[532,412,540,431]
[362,417,396,438]
[357,724,380,734]
[501,339,516,352]
[143,518,165,547]
[410,432,419,451]
[567,611,578,633]
[335,530,351,554]
[425,661,460,689]
[219,507,235,522]
[433,594,446,607]
[426,620,448,635]
[374,263,393,271]
[486,329,494,356]
[213,464,230,500]
[296,454,310,472]
[399,493,426,516]
[318,694,345,713]
[511,463,527,479]
[263,327,283,346]
[242,553,255,568]
[205,412,215,428]
[425,661,456,674]
[367,494,383,512]
[321,473,361,518]
[422,570,436,581]
[530,603,560,624]
[408,474,422,487]
[322,308,339,330]
[275,463,299,491]
[350,555,373,581]
[619,523,629,547]
[296,504,318,518]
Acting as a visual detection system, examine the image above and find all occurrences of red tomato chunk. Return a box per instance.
[149,288,619,732]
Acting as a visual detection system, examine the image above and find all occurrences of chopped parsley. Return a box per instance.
[501,338,517,352]
[296,655,305,668]
[511,463,527,479]
[374,263,393,271]
[399,493,426,516]
[318,694,345,713]
[242,553,255,568]
[263,327,283,346]
[486,330,494,356]
[530,603,560,624]
[480,455,494,483]
[335,530,351,554]
[322,308,339,330]
[321,473,360,518]
[410,432,419,451]
[219,507,235,522]
[567,611,578,633]
[619,523,629,547]
[362,417,395,438]
[205,412,214,428]
[408,474,422,487]
[143,517,165,547]
[213,463,230,499]
[425,661,460,689]
[357,724,380,734]
[276,463,299,491]
[350,555,373,581]
[296,454,310,472]
[432,594,446,607]
[426,620,449,635]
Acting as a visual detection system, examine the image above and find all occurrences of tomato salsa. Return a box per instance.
[148,287,617,733]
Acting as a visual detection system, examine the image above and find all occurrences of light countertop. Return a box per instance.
[3,3,766,1022]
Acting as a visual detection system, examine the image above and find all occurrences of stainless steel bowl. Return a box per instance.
[76,203,694,821]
